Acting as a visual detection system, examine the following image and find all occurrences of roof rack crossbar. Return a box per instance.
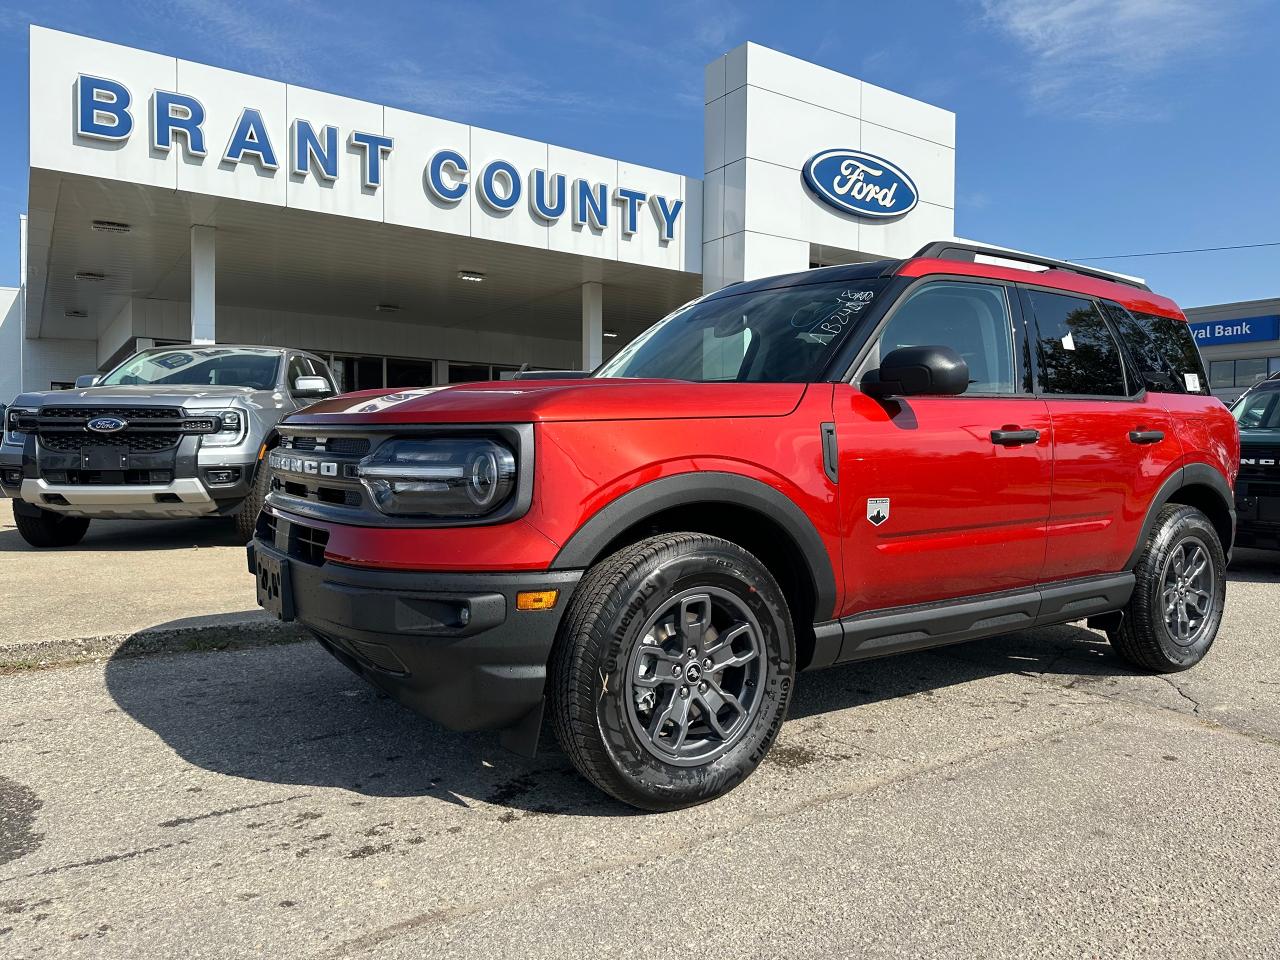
[911,241,1150,291]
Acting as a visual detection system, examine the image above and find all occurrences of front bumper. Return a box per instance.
[247,535,582,737]
[1235,494,1280,550]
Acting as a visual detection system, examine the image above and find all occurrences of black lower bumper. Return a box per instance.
[1236,491,1280,550]
[248,539,582,737]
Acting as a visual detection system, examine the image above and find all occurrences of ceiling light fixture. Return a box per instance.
[74,272,106,281]
[91,220,131,234]
[603,330,619,338]
[457,270,485,282]
[374,303,400,313]
[64,309,88,318]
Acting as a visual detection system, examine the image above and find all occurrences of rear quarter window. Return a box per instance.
[1104,303,1210,395]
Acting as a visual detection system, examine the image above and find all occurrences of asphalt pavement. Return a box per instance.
[2,549,1278,958]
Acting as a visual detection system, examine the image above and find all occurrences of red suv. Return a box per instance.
[249,241,1238,810]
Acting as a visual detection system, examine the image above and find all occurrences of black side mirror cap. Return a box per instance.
[862,345,969,398]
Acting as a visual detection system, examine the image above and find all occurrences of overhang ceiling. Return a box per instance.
[26,169,702,344]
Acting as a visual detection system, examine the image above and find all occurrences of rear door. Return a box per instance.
[834,277,1053,617]
[1021,287,1182,581]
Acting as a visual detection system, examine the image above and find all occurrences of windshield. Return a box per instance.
[596,279,887,382]
[99,348,282,389]
[1232,388,1280,431]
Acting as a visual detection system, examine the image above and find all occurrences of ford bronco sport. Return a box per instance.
[2,345,335,547]
[249,241,1238,810]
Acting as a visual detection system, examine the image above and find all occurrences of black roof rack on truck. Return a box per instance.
[913,240,1151,292]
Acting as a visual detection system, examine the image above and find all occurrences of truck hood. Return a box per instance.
[12,384,261,410]
[289,379,807,424]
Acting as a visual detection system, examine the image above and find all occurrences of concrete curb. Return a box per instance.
[0,616,310,672]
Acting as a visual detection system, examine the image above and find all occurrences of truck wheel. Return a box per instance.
[1109,504,1226,673]
[13,503,90,548]
[550,533,795,811]
[233,459,271,543]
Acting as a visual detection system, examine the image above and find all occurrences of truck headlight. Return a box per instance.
[359,438,517,518]
[3,407,37,446]
[200,410,248,448]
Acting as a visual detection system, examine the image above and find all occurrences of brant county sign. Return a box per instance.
[802,149,919,219]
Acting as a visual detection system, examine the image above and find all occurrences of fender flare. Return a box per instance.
[1124,463,1236,569]
[549,471,838,621]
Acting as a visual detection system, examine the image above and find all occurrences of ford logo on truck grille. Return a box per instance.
[802,149,919,219]
[86,416,129,433]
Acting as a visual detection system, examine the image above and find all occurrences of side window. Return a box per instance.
[870,281,1017,394]
[286,356,310,394]
[1027,290,1128,397]
[1105,305,1209,395]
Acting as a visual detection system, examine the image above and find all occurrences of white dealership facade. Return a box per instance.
[1,26,956,400]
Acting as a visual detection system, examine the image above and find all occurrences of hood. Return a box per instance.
[288,379,807,425]
[1239,428,1280,446]
[13,384,261,409]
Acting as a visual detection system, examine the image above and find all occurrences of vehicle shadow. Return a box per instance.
[104,619,1135,816]
[1227,547,1280,584]
[0,510,243,553]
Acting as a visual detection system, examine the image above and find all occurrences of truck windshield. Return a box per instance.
[1232,388,1280,431]
[596,279,887,382]
[98,348,281,390]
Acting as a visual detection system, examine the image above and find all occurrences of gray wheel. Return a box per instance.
[233,458,272,543]
[550,533,794,810]
[1109,504,1226,672]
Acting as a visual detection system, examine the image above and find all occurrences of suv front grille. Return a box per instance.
[1240,445,1280,480]
[283,435,371,456]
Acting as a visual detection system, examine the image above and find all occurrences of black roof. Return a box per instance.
[702,259,902,301]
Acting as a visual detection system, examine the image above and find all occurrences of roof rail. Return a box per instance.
[911,240,1150,292]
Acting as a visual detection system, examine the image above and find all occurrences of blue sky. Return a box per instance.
[0,0,1276,307]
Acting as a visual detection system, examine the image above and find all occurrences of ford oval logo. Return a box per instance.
[86,416,128,434]
[802,149,919,219]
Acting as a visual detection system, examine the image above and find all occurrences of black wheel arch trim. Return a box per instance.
[548,471,838,622]
[1125,463,1236,570]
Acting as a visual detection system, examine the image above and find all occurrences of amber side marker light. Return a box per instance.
[516,590,560,611]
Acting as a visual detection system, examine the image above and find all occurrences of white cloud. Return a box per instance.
[980,0,1239,119]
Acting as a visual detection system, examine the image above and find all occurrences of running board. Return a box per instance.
[806,573,1134,669]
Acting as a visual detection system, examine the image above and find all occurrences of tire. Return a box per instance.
[549,533,795,811]
[233,458,271,543]
[1109,504,1227,673]
[13,503,90,548]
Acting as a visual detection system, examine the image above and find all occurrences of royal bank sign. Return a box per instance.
[71,73,685,244]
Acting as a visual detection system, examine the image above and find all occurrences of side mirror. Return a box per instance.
[863,345,969,398]
[74,374,100,389]
[293,376,333,398]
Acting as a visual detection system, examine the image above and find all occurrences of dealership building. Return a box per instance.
[0,26,961,400]
[1184,299,1280,403]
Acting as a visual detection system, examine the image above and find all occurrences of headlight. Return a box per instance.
[200,410,248,448]
[3,407,37,446]
[359,438,517,518]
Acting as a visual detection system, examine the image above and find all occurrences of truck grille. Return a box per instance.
[39,432,180,452]
[39,406,184,420]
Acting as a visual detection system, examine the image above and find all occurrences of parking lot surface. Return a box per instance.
[1,550,1278,959]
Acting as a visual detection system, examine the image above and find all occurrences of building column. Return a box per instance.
[190,225,216,345]
[581,281,603,371]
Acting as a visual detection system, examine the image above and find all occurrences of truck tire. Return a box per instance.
[549,533,795,811]
[233,459,271,543]
[1109,504,1226,672]
[13,503,90,548]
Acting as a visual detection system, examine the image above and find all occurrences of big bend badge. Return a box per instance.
[866,497,890,527]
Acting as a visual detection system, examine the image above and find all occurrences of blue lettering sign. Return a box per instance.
[427,149,468,202]
[76,75,133,141]
[349,131,393,189]
[291,120,338,181]
[574,179,608,230]
[613,187,647,236]
[802,149,918,219]
[1189,315,1280,346]
[530,169,567,222]
[479,159,521,211]
[224,108,278,170]
[151,90,206,157]
[649,195,683,243]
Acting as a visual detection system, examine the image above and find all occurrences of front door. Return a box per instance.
[1020,288,1183,581]
[834,278,1053,619]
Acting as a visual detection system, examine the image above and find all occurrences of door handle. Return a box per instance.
[1129,429,1165,445]
[990,428,1041,446]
